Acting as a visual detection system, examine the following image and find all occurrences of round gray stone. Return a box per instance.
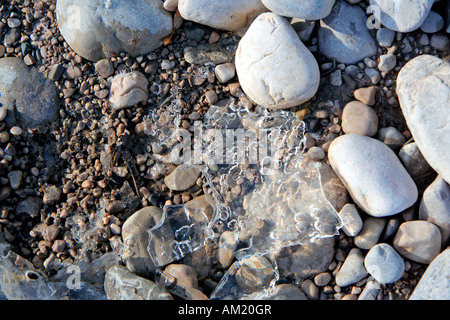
[376,28,395,47]
[364,243,405,284]
[420,11,444,33]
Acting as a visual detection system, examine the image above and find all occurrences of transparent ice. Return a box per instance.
[144,98,343,287]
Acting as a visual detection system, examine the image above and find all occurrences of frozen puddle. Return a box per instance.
[145,98,343,298]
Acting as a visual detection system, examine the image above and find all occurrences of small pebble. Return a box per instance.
[10,126,22,136]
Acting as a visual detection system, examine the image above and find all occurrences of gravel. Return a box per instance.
[0,0,448,302]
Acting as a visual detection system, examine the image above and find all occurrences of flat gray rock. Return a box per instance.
[56,0,173,61]
[0,57,59,129]
[318,0,378,64]
[261,0,335,20]
[369,0,434,32]
[328,134,418,217]
[397,55,450,184]
[236,13,320,109]
[409,248,450,300]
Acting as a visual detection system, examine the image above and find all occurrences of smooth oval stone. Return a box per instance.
[164,164,201,191]
[369,0,434,32]
[396,55,450,184]
[393,220,442,264]
[338,203,363,237]
[178,0,267,34]
[236,13,320,109]
[341,101,378,136]
[354,217,386,250]
[328,134,418,217]
[410,248,450,300]
[318,0,378,64]
[261,0,335,20]
[56,0,173,61]
[419,176,450,245]
[364,243,405,284]
[335,248,368,287]
[0,57,59,129]
[420,11,444,33]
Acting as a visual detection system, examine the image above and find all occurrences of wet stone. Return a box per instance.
[105,265,173,300]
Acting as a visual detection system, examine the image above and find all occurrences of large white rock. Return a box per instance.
[328,134,418,217]
[396,55,450,184]
[178,0,268,34]
[56,0,173,61]
[261,0,335,20]
[235,13,320,109]
[369,0,434,32]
